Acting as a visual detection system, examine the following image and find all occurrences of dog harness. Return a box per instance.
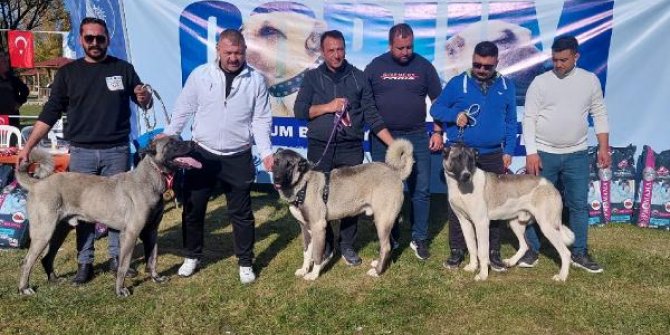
[292,172,330,206]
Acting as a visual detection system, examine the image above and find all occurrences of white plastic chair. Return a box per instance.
[0,125,22,148]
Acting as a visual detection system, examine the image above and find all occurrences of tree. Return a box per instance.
[0,0,70,53]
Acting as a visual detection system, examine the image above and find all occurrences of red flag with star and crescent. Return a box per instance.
[8,30,34,68]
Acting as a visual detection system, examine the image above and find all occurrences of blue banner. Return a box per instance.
[62,0,670,190]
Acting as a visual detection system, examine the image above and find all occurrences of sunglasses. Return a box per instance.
[83,35,107,44]
[472,62,495,71]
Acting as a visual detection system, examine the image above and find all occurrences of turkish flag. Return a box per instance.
[8,30,34,68]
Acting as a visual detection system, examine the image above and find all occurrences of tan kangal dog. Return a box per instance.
[272,139,414,280]
[442,143,574,281]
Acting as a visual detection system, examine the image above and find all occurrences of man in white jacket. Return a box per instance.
[163,29,273,284]
[520,35,610,273]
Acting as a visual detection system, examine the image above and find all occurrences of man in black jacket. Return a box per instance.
[18,17,152,285]
[294,30,394,266]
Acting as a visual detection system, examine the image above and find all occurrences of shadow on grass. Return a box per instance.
[150,184,299,278]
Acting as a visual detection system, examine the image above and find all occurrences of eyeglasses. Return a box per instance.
[83,35,107,44]
[472,62,495,71]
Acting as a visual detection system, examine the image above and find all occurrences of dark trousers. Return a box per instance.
[307,139,363,251]
[181,145,256,267]
[448,151,505,252]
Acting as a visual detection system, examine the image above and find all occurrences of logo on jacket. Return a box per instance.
[380,72,419,80]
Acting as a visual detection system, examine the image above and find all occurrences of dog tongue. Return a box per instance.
[174,157,202,169]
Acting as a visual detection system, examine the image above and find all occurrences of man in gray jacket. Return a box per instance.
[294,30,393,266]
[164,29,273,284]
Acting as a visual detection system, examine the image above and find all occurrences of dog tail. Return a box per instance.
[385,138,414,180]
[560,225,575,246]
[15,148,55,191]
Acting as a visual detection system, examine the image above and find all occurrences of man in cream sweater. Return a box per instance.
[519,35,611,273]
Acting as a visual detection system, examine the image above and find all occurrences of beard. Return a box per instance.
[85,45,108,61]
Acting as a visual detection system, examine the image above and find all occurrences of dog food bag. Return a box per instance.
[608,145,637,224]
[588,147,606,226]
[0,181,30,248]
[635,146,670,229]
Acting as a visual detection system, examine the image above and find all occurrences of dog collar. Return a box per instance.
[268,69,307,98]
[149,160,174,190]
[165,173,174,190]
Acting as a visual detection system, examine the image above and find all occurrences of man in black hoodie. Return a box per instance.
[294,30,393,266]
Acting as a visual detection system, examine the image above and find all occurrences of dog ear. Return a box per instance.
[305,21,326,57]
[298,158,310,173]
[442,146,451,159]
[138,145,157,160]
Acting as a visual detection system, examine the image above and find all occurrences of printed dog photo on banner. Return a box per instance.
[242,1,325,117]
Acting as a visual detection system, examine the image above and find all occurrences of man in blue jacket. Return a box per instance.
[430,41,517,272]
[294,30,393,266]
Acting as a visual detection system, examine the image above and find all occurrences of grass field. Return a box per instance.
[1,189,669,334]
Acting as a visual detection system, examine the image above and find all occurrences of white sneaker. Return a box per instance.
[239,266,256,284]
[178,258,200,277]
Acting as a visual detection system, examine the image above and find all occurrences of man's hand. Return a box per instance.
[134,85,153,108]
[525,153,542,176]
[456,112,468,127]
[502,154,512,170]
[429,133,444,152]
[15,147,31,170]
[329,98,349,113]
[262,155,274,172]
[597,146,611,169]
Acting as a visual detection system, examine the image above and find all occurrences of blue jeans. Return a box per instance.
[525,150,589,255]
[68,144,130,264]
[370,130,431,241]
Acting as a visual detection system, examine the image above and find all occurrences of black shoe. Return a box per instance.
[518,250,539,268]
[410,240,430,260]
[71,263,94,285]
[489,250,507,272]
[341,248,362,266]
[571,251,603,273]
[108,258,138,278]
[443,248,465,269]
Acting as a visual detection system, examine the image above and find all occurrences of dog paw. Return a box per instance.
[474,274,488,281]
[503,258,516,267]
[303,272,319,281]
[367,268,380,277]
[552,274,567,282]
[294,268,308,277]
[116,287,132,297]
[152,275,170,284]
[370,259,379,268]
[464,263,478,272]
[47,273,67,284]
[19,287,35,296]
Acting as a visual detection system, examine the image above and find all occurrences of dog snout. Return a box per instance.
[459,171,471,183]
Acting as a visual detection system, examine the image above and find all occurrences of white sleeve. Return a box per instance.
[164,70,199,136]
[589,74,609,135]
[251,75,273,159]
[522,77,541,155]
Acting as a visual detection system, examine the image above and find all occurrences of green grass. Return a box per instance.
[1,190,669,334]
[19,104,43,127]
